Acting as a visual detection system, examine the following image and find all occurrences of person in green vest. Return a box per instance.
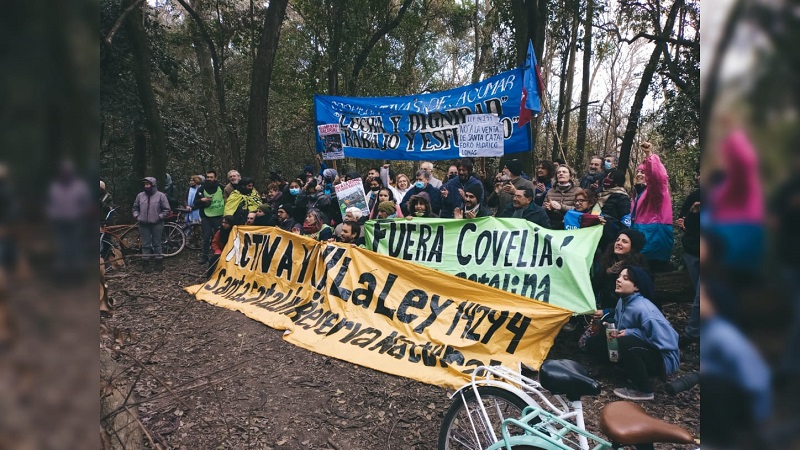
[193,169,225,265]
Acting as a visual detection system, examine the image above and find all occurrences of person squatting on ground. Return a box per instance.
[132,177,171,272]
[586,265,679,401]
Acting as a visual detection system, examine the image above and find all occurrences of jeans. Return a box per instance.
[139,222,164,261]
[683,252,700,338]
[587,334,664,392]
[201,216,222,261]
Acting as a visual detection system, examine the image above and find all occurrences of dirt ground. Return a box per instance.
[101,249,700,450]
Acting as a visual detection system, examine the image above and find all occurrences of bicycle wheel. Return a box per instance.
[161,223,186,257]
[101,237,127,271]
[438,386,531,450]
[185,223,203,251]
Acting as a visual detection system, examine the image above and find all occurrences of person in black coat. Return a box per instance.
[400,169,442,216]
[499,187,551,228]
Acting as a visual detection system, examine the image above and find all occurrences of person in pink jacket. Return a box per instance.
[631,142,674,271]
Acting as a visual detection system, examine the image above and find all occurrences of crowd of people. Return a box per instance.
[105,142,701,402]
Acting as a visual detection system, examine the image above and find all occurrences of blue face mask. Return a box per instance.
[414,181,425,189]
[604,161,612,170]
[289,188,301,196]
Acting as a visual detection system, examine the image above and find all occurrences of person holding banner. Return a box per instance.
[563,189,602,230]
[440,159,484,218]
[400,170,442,216]
[543,165,582,229]
[487,159,534,216]
[275,204,298,232]
[498,187,551,228]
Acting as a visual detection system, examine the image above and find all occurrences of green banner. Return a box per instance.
[364,217,602,314]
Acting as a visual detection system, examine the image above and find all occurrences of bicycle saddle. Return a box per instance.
[600,401,695,445]
[539,359,601,401]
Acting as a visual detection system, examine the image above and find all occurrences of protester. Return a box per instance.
[487,159,534,216]
[579,156,605,193]
[543,164,581,229]
[394,173,412,199]
[223,169,241,200]
[375,201,398,219]
[245,211,256,225]
[209,215,235,273]
[534,160,555,206]
[588,266,679,401]
[185,175,203,224]
[253,204,275,226]
[446,165,458,180]
[283,178,306,223]
[336,220,364,246]
[677,175,701,347]
[563,189,602,230]
[453,183,492,219]
[275,204,297,232]
[99,180,115,222]
[299,208,333,241]
[224,176,261,223]
[264,182,283,210]
[194,169,225,265]
[335,206,365,239]
[440,159,484,218]
[365,176,383,214]
[405,192,437,218]
[420,161,442,189]
[499,187,551,228]
[593,229,649,310]
[46,159,93,276]
[132,176,171,272]
[369,188,402,219]
[631,142,674,271]
[400,169,442,216]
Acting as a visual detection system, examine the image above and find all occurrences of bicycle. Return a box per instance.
[170,207,203,251]
[100,207,186,264]
[485,401,696,450]
[438,359,697,450]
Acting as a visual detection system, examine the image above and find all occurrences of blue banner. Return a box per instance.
[314,68,531,161]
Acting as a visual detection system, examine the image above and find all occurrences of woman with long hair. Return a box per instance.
[593,229,649,310]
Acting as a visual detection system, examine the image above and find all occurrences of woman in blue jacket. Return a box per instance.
[588,265,680,401]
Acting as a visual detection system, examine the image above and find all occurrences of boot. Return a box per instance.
[141,259,152,273]
[153,259,164,272]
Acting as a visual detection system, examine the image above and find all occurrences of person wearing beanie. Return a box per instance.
[376,201,397,219]
[592,229,649,310]
[275,204,297,232]
[587,265,679,401]
[253,203,276,226]
[440,159,484,218]
[487,159,534,217]
[132,176,171,272]
[454,182,492,219]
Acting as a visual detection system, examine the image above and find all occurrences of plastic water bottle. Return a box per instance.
[606,323,619,362]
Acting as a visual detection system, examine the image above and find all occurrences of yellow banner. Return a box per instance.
[187,226,572,389]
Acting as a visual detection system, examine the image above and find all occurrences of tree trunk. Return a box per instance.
[575,0,593,168]
[560,7,580,159]
[124,0,168,187]
[552,39,569,162]
[617,0,683,172]
[243,0,289,178]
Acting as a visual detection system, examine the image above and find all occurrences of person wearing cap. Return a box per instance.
[405,192,437,218]
[630,142,674,272]
[400,169,442,216]
[440,159,484,218]
[275,204,297,232]
[487,159,534,217]
[587,265,679,401]
[592,229,649,310]
[453,183,492,219]
[132,176,172,272]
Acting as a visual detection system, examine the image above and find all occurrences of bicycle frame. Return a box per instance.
[484,406,613,450]
[452,365,591,450]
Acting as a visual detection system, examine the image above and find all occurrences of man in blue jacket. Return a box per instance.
[400,169,442,216]
[440,159,484,218]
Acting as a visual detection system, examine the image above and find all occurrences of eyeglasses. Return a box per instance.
[574,199,587,203]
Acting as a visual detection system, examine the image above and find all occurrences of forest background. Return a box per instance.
[100,0,700,226]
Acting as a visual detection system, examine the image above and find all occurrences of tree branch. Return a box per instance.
[596,22,696,48]
[102,0,146,48]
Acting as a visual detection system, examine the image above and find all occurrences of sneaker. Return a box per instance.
[613,387,654,401]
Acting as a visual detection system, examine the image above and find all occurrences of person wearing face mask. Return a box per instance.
[283,179,306,223]
[193,170,225,265]
[487,159,534,216]
[400,169,442,216]
[603,154,617,172]
[440,159,484,218]
[446,165,458,180]
[543,164,582,229]
[579,156,606,193]
[365,177,384,214]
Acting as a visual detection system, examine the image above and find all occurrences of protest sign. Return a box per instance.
[334,178,369,217]
[314,68,531,160]
[187,226,572,389]
[318,124,345,160]
[364,217,602,314]
[458,114,504,157]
